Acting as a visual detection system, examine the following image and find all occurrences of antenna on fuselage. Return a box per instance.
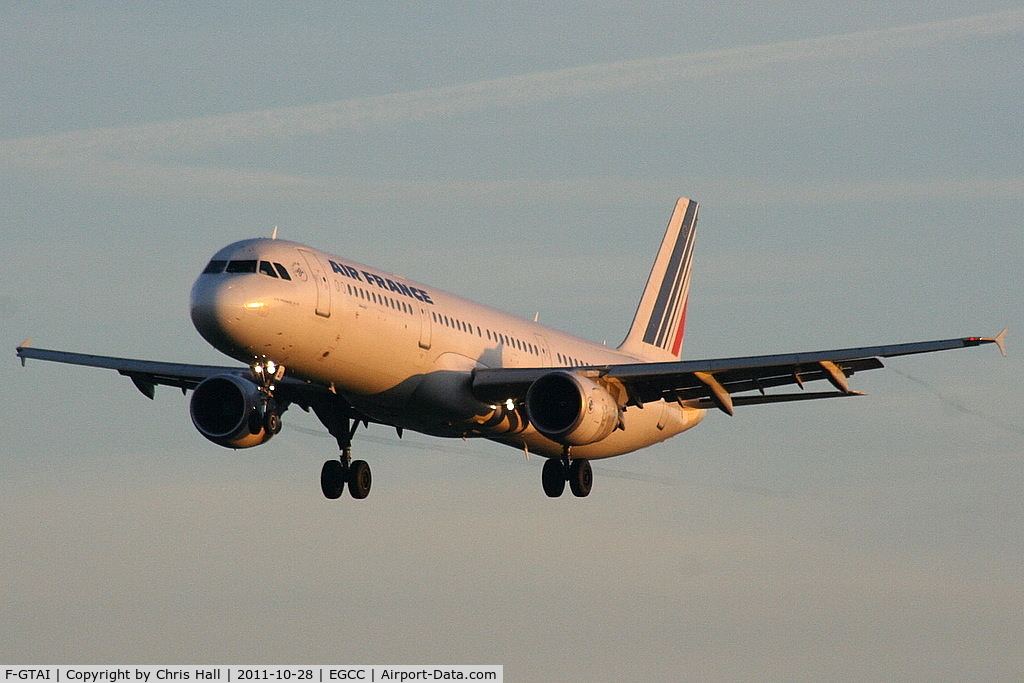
[271,226,279,239]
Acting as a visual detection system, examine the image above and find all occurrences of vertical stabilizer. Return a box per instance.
[617,198,698,361]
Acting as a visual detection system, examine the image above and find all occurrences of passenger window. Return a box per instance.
[226,260,258,273]
[259,261,278,277]
[203,260,227,274]
[274,263,291,280]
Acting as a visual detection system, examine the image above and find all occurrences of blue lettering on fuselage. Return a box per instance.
[330,260,363,281]
[329,259,433,304]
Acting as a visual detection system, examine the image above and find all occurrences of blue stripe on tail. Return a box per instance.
[618,198,699,361]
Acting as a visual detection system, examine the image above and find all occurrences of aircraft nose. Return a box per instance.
[190,275,261,358]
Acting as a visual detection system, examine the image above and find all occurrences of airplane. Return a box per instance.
[17,198,1006,499]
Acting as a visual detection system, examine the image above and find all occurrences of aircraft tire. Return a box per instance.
[542,458,566,498]
[568,459,593,498]
[348,459,372,499]
[321,459,346,499]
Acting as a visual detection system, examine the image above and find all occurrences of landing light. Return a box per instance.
[505,398,516,411]
[244,301,266,309]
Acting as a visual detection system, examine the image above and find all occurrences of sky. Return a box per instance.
[1,2,1022,678]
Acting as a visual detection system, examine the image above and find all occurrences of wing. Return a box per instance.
[472,331,1007,415]
[16,344,240,397]
[15,344,332,407]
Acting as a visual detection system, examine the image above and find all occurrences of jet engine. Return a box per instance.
[525,371,620,446]
[190,374,277,449]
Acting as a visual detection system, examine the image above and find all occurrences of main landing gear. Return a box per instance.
[542,449,593,498]
[314,403,372,500]
[320,454,372,500]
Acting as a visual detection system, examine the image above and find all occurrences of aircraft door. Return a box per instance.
[298,249,331,318]
[534,333,552,366]
[418,306,432,350]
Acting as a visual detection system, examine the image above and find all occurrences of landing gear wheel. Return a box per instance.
[321,459,346,499]
[542,458,566,498]
[348,459,372,499]
[568,459,593,498]
[265,411,282,435]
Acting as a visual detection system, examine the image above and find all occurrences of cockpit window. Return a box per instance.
[225,260,258,273]
[203,260,227,274]
[209,259,292,280]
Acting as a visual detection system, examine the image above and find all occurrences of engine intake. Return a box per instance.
[190,374,275,449]
[525,371,620,446]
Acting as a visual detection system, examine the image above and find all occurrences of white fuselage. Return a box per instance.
[189,238,705,459]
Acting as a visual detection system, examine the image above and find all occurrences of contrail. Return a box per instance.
[2,8,1020,204]
[3,9,1020,160]
[890,367,1024,437]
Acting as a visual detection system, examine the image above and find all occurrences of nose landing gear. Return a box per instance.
[250,359,285,437]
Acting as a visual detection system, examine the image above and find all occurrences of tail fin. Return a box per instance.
[617,198,699,361]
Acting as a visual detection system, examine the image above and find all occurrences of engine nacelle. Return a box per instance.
[525,371,620,447]
[190,374,274,449]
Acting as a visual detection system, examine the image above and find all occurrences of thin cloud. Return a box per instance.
[2,8,1022,202]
